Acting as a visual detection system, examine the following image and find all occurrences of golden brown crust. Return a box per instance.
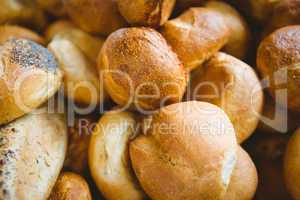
[130,101,237,200]
[48,36,107,106]
[98,27,187,111]
[0,39,63,125]
[284,128,300,200]
[0,25,45,45]
[191,52,263,143]
[222,146,258,200]
[47,28,105,108]
[44,20,77,42]
[118,0,176,27]
[161,7,230,70]
[51,28,105,63]
[49,172,92,200]
[63,0,127,35]
[89,111,145,200]
[257,25,300,112]
[204,1,251,60]
[0,0,47,31]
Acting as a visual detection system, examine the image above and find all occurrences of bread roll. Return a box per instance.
[161,7,229,70]
[63,0,127,35]
[89,111,145,200]
[222,146,258,200]
[0,39,63,125]
[264,0,300,37]
[51,28,105,62]
[205,1,251,60]
[257,25,300,112]
[45,20,77,42]
[48,36,106,106]
[130,101,237,200]
[49,172,92,200]
[0,0,47,30]
[190,52,263,143]
[0,107,67,200]
[0,25,44,45]
[98,27,187,111]
[284,128,300,200]
[118,0,176,27]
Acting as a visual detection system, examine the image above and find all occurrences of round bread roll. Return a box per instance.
[0,25,44,45]
[222,146,258,200]
[161,7,229,70]
[118,0,176,27]
[205,1,251,60]
[63,0,127,35]
[89,111,145,200]
[48,36,106,106]
[284,128,300,200]
[98,27,187,111]
[37,0,66,17]
[190,52,263,143]
[264,0,300,37]
[49,172,92,200]
[0,107,67,200]
[64,116,94,174]
[257,25,300,112]
[130,101,238,200]
[0,0,47,30]
[45,20,77,42]
[0,39,63,125]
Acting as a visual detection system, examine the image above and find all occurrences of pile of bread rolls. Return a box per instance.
[0,0,299,200]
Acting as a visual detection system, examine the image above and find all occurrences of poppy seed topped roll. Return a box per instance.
[0,39,63,125]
